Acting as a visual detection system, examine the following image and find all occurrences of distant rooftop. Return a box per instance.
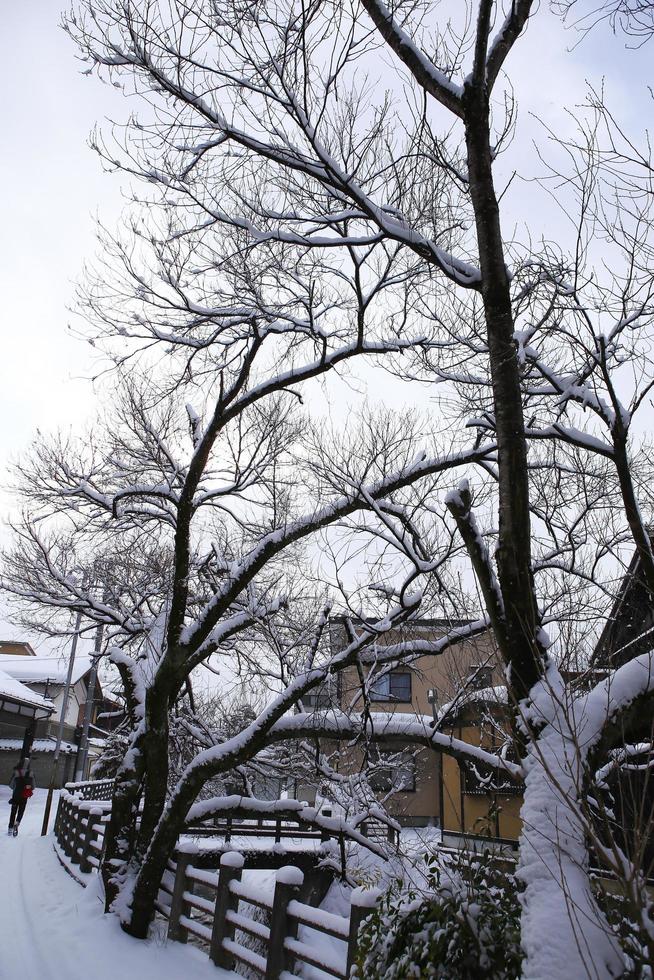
[0,640,36,657]
[0,738,75,754]
[0,668,55,714]
[0,655,93,687]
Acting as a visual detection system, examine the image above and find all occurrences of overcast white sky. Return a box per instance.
[0,0,651,651]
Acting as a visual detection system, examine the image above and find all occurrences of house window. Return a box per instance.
[368,746,416,792]
[302,677,337,710]
[468,665,493,690]
[369,671,412,703]
[462,758,522,796]
[303,688,332,710]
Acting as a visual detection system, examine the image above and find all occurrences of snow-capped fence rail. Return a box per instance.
[157,850,379,979]
[64,778,115,802]
[53,787,346,879]
[189,814,336,843]
[60,780,399,854]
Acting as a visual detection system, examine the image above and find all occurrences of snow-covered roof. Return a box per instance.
[0,668,55,713]
[88,736,108,749]
[462,684,508,705]
[0,655,93,687]
[436,685,508,724]
[0,737,76,754]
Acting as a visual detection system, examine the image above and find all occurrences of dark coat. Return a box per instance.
[10,768,35,805]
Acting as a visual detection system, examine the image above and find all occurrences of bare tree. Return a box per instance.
[3,208,492,936]
[4,1,654,973]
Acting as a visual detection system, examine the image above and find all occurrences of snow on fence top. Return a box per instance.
[55,793,381,979]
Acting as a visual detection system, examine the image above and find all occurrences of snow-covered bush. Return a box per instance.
[599,889,654,979]
[352,850,521,980]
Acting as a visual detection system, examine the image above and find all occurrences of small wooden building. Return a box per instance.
[0,644,107,786]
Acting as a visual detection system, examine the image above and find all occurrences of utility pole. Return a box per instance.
[74,620,104,782]
[41,609,83,836]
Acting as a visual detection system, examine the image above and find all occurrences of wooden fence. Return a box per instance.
[157,849,379,980]
[64,778,115,802]
[54,787,380,978]
[188,815,334,843]
[61,779,398,847]
[54,791,112,874]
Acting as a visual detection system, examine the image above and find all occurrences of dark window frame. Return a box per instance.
[369,671,412,703]
[462,758,523,797]
[368,743,417,793]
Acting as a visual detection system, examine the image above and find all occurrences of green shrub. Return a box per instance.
[352,849,522,980]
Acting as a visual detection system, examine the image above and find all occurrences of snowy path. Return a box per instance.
[0,787,236,980]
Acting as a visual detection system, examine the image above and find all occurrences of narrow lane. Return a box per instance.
[0,787,234,980]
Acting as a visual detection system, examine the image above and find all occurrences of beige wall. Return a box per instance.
[337,633,502,715]
[441,717,522,842]
[326,621,503,825]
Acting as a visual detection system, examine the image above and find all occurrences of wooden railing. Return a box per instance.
[54,788,381,977]
[54,790,337,877]
[64,778,115,802]
[54,791,112,873]
[188,814,333,843]
[63,780,399,849]
[157,849,379,980]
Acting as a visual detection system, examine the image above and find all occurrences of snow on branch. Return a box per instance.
[185,794,389,859]
[360,0,464,116]
[179,441,496,653]
[444,479,510,658]
[269,710,524,780]
[485,0,534,91]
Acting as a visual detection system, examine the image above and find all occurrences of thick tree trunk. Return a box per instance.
[518,697,622,979]
[463,82,544,704]
[102,743,145,909]
[102,664,174,919]
[133,683,173,861]
[112,671,175,933]
[612,428,654,599]
[123,772,199,938]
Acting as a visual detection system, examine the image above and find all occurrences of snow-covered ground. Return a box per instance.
[0,786,237,980]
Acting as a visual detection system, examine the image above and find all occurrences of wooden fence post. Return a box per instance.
[167,852,194,943]
[98,807,110,866]
[79,807,103,873]
[70,802,88,865]
[60,798,71,854]
[58,797,68,852]
[64,798,77,858]
[265,866,304,980]
[54,794,64,843]
[346,887,381,978]
[209,851,244,968]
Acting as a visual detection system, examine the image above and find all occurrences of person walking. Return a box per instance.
[8,758,35,836]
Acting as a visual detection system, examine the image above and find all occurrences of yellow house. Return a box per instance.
[439,690,522,850]
[305,617,523,835]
